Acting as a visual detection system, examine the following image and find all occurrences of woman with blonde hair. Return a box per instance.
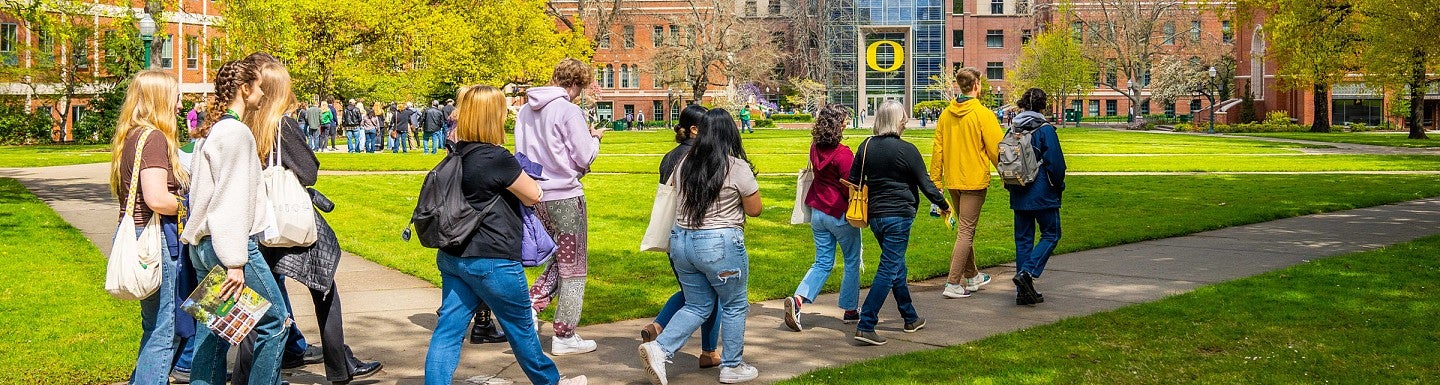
[426,84,587,385]
[109,69,189,385]
[228,53,381,384]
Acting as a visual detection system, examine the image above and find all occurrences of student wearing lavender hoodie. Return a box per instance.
[515,58,605,356]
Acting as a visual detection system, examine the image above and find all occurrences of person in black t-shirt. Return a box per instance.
[426,85,588,385]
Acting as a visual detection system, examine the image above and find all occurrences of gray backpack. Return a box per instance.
[997,126,1042,186]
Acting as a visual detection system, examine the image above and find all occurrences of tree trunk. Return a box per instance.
[146,1,162,70]
[1310,83,1330,133]
[1408,50,1429,139]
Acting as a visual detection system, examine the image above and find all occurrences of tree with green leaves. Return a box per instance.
[1007,9,1095,120]
[1353,0,1439,139]
[784,77,826,114]
[1249,0,1361,133]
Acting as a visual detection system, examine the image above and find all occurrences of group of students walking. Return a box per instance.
[284,98,456,155]
[110,56,1064,385]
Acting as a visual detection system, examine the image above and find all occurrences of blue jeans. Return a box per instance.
[310,126,325,151]
[172,335,196,373]
[654,289,719,352]
[656,226,749,368]
[423,131,443,154]
[391,132,409,153]
[132,228,178,385]
[1015,208,1062,277]
[794,208,863,310]
[188,238,289,385]
[365,131,377,153]
[344,129,356,152]
[857,217,920,333]
[741,119,752,132]
[428,252,558,385]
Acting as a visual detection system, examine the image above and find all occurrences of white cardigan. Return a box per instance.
[180,119,270,268]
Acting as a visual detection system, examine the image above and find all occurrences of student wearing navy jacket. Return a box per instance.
[1004,88,1067,306]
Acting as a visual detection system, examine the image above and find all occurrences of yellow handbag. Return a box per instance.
[844,137,871,228]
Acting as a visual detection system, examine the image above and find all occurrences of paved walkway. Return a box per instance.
[7,162,1440,384]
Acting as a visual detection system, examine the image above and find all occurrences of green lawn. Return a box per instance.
[781,235,1440,384]
[316,173,1440,324]
[0,178,138,384]
[1237,132,1440,148]
[0,144,110,168]
[316,128,1333,172]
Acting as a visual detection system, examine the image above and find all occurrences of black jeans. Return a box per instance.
[234,279,361,382]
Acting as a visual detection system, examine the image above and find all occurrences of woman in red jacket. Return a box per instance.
[782,104,863,331]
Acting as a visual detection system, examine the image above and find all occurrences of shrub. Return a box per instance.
[754,119,776,128]
[1175,120,1307,133]
[1235,85,1259,123]
[913,100,949,116]
[1263,110,1293,125]
[769,113,813,123]
[0,103,55,145]
[72,84,127,144]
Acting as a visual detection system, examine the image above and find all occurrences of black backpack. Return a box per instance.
[403,143,493,248]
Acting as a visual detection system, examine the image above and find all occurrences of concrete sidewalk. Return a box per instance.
[7,163,1440,384]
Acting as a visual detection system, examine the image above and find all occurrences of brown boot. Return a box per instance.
[698,350,721,369]
[641,322,663,343]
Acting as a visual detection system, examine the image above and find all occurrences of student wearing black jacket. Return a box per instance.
[233,54,381,384]
[847,100,950,346]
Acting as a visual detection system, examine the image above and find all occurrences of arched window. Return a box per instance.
[620,64,631,88]
[605,64,615,88]
[1250,25,1266,100]
[631,65,640,88]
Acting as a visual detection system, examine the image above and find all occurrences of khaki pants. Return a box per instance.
[947,189,987,285]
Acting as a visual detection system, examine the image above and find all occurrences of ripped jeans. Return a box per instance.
[656,226,750,368]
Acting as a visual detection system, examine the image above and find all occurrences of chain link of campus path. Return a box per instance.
[5,139,1440,384]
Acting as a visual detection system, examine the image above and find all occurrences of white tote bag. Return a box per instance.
[105,130,165,301]
[790,159,815,225]
[261,126,318,247]
[641,167,682,252]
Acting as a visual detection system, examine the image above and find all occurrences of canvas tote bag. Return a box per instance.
[641,161,682,252]
[261,124,318,247]
[105,129,165,301]
[790,152,815,225]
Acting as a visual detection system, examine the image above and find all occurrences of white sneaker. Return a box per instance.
[551,334,597,355]
[965,272,992,291]
[942,283,973,299]
[719,363,759,383]
[557,375,588,385]
[638,341,669,385]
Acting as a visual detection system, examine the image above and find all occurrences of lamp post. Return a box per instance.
[1126,79,1135,123]
[138,12,156,70]
[1206,66,1218,134]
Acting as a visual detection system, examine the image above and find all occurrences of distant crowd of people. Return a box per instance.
[111,56,1065,385]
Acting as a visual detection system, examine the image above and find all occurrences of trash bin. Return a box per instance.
[1063,109,1081,126]
[612,121,626,131]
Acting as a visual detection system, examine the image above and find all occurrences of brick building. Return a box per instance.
[1,0,224,139]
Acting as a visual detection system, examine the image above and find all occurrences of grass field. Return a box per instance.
[0,144,110,168]
[781,235,1440,384]
[0,178,138,384]
[316,173,1440,324]
[314,128,1348,172]
[1237,132,1440,148]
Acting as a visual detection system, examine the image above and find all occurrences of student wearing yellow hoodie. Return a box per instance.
[929,67,1004,299]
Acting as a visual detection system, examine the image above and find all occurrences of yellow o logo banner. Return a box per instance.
[866,40,905,72]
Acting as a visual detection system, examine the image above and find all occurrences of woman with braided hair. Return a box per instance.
[180,58,292,385]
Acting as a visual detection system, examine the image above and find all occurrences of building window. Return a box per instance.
[159,37,174,69]
[1164,102,1176,116]
[620,64,630,88]
[1190,98,1202,112]
[0,23,16,54]
[745,0,757,16]
[1018,0,1030,14]
[1163,22,1175,45]
[986,62,1004,80]
[604,64,615,88]
[952,0,963,14]
[991,0,1004,14]
[1021,29,1032,45]
[653,26,664,47]
[1190,20,1201,43]
[186,37,199,69]
[74,40,89,69]
[1222,21,1233,44]
[653,101,664,121]
[986,29,1003,48]
[769,0,781,15]
[622,25,635,49]
[1106,100,1117,116]
[1070,100,1082,114]
[598,31,611,49]
[208,38,224,69]
[1105,60,1117,87]
[631,64,640,88]
[1088,100,1100,116]
[36,29,55,65]
[1140,101,1151,114]
[951,30,964,48]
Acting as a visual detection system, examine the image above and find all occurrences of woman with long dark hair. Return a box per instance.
[638,108,762,385]
[180,58,291,384]
[639,104,721,369]
[782,103,862,331]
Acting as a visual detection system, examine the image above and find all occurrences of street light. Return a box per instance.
[137,12,156,69]
[1206,66,1218,134]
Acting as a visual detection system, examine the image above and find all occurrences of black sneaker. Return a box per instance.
[169,369,191,384]
[903,317,925,333]
[351,360,383,378]
[842,310,860,324]
[1014,272,1043,306]
[281,344,324,369]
